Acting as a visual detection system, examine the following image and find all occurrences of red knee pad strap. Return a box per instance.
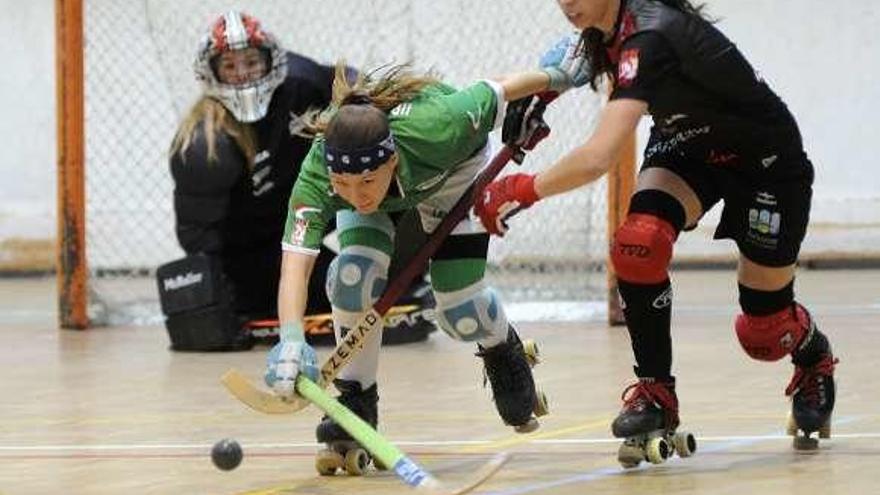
[735,304,810,362]
[611,213,676,284]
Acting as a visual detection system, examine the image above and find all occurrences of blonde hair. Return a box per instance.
[303,61,440,136]
[169,97,258,169]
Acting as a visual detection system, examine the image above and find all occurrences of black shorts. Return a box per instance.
[641,148,814,267]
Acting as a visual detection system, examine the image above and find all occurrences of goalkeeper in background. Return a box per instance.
[163,11,434,350]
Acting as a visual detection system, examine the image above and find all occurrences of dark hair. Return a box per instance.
[580,0,711,89]
[324,96,389,152]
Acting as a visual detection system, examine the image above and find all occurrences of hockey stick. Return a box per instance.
[222,370,508,493]
[223,93,557,415]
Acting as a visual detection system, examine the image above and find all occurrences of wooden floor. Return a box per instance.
[0,269,878,495]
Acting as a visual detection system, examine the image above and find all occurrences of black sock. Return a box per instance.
[618,279,674,379]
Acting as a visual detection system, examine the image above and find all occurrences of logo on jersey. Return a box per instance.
[292,205,321,246]
[618,48,640,88]
[466,107,482,132]
[390,103,413,117]
[251,162,274,197]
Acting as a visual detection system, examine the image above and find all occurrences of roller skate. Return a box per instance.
[611,377,696,468]
[314,379,386,476]
[476,326,549,433]
[785,330,838,451]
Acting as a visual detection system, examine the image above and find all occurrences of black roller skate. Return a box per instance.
[611,377,696,468]
[476,327,549,433]
[314,379,386,476]
[785,329,838,450]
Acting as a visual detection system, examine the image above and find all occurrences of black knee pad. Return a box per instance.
[156,254,251,351]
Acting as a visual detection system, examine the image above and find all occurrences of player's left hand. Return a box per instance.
[541,32,591,92]
[503,96,552,150]
[475,174,540,237]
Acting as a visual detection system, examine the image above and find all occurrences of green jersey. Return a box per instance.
[282,80,503,254]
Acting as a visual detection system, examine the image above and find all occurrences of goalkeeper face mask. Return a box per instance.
[194,10,286,122]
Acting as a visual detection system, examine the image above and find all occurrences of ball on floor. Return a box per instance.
[211,438,243,471]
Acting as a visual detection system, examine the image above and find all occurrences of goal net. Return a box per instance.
[69,0,617,326]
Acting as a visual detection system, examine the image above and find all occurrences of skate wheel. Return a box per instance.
[818,420,831,439]
[646,437,670,464]
[523,339,540,367]
[617,442,643,469]
[793,435,819,451]
[514,417,540,434]
[672,431,697,458]
[315,449,343,476]
[785,412,798,437]
[343,448,370,476]
[533,389,550,417]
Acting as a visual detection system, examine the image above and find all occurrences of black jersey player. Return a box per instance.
[477,0,837,464]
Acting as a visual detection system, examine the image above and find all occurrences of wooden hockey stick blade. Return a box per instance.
[295,376,509,493]
[221,368,308,414]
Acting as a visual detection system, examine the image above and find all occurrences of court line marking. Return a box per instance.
[2,430,878,452]
[480,415,864,495]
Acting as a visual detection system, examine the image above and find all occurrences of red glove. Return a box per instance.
[475,174,540,236]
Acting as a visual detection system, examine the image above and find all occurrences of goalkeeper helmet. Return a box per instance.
[194,11,286,122]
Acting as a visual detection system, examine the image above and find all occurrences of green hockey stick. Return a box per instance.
[222,371,509,494]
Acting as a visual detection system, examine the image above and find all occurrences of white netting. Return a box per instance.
[83,0,609,325]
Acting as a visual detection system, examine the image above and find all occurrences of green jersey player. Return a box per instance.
[261,60,586,472]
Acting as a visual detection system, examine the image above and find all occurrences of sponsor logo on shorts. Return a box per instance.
[746,208,781,249]
[755,191,777,206]
[652,286,673,309]
[708,149,739,166]
[761,154,778,168]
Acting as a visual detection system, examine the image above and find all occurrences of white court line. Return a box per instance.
[3,432,880,452]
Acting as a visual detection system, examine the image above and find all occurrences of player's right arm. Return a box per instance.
[265,143,335,397]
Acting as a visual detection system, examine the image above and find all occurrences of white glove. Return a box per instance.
[264,322,319,398]
[540,32,592,92]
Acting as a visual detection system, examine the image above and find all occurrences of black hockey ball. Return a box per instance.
[211,438,243,471]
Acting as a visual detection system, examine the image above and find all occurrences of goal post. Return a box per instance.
[56,0,88,329]
[56,0,635,328]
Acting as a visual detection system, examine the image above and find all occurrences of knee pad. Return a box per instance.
[325,248,389,313]
[611,213,676,284]
[433,284,508,342]
[735,303,811,361]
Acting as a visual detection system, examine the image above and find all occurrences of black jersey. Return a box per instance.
[170,52,337,317]
[606,0,805,167]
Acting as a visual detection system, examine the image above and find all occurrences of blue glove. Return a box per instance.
[540,32,591,92]
[264,322,319,398]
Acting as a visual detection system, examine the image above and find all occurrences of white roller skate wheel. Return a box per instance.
[315,449,343,476]
[617,442,643,469]
[646,437,670,464]
[533,389,550,417]
[672,431,697,458]
[344,448,370,476]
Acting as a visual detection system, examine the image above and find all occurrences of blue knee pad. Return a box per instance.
[325,250,388,312]
[434,286,508,342]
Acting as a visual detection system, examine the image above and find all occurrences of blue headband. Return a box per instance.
[324,134,396,173]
